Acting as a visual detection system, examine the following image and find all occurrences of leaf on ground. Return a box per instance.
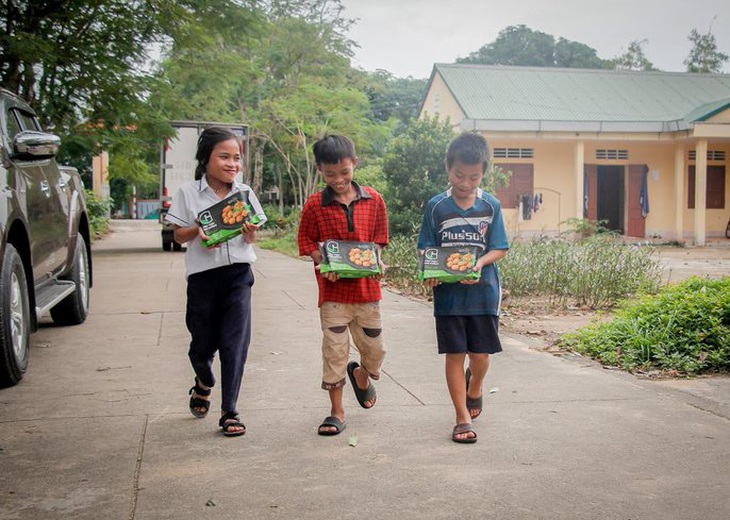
[489,387,499,394]
[205,498,216,507]
[348,436,359,447]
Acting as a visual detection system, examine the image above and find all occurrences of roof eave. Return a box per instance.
[461,119,691,133]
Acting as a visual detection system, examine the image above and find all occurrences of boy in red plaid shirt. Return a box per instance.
[297,134,389,436]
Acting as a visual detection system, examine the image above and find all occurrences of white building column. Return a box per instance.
[575,141,585,219]
[694,139,708,246]
[673,145,684,241]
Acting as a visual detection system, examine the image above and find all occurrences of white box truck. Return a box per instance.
[159,121,248,251]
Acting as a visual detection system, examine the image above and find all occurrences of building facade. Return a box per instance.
[419,64,730,244]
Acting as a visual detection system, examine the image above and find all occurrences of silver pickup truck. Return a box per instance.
[0,88,92,387]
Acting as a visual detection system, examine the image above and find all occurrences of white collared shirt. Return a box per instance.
[165,176,268,277]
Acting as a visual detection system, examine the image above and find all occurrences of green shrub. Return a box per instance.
[558,277,730,375]
[261,204,300,231]
[85,189,112,239]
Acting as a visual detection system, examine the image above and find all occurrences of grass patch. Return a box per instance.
[257,229,299,258]
[557,277,730,375]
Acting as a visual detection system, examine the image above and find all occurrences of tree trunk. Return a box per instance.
[252,137,264,194]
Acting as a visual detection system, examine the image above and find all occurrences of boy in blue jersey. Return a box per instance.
[417,132,509,444]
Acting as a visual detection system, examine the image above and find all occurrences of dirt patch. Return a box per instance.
[500,296,607,351]
[657,244,730,284]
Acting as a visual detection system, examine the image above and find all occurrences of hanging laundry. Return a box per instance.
[521,193,533,220]
[640,166,649,218]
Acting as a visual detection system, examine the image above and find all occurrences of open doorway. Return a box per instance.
[597,165,625,233]
[585,164,625,234]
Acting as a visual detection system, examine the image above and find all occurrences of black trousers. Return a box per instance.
[185,263,254,413]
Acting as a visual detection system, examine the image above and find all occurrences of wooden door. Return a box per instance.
[626,164,646,238]
[584,165,597,220]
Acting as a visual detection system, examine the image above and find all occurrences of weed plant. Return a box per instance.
[557,277,730,375]
[380,232,429,298]
[257,221,662,309]
[499,234,661,307]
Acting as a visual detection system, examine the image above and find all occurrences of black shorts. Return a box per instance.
[435,315,502,354]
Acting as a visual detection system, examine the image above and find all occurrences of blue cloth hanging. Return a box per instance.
[640,165,649,218]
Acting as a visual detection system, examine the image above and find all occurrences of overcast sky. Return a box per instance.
[339,0,730,78]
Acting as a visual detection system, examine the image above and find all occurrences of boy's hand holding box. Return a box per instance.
[418,246,481,283]
[197,192,263,248]
[319,240,381,278]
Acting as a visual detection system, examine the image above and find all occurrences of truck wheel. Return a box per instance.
[50,235,90,326]
[162,239,172,252]
[0,244,31,387]
[173,240,182,252]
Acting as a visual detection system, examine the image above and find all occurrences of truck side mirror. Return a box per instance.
[11,131,61,160]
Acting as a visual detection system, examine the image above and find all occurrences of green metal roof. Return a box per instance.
[429,64,730,132]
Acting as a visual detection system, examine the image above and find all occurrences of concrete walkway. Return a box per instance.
[0,220,728,519]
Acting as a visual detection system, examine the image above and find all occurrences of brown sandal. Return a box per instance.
[452,423,477,444]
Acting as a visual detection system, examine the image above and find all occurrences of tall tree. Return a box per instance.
[382,115,455,234]
[684,26,729,73]
[457,25,612,69]
[613,39,656,71]
[458,25,554,67]
[554,38,610,69]
[355,70,427,128]
[150,0,382,202]
[0,0,186,133]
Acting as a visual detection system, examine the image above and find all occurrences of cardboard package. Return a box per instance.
[319,240,381,278]
[418,246,481,283]
[197,191,263,248]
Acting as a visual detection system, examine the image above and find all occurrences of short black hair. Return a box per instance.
[446,132,490,173]
[195,126,240,180]
[312,134,357,166]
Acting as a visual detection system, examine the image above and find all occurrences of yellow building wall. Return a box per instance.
[683,144,730,238]
[487,139,577,237]
[706,108,730,123]
[483,137,729,240]
[418,73,465,127]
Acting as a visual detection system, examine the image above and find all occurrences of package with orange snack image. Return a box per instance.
[197,191,263,248]
[418,246,481,283]
[318,240,381,278]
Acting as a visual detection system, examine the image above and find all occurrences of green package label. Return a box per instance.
[197,191,263,248]
[319,240,381,279]
[418,246,481,283]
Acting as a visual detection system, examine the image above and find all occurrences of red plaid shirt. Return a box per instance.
[298,182,389,306]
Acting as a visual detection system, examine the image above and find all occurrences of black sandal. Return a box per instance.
[188,378,212,418]
[219,411,246,437]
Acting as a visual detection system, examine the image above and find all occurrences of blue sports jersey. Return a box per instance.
[417,188,509,316]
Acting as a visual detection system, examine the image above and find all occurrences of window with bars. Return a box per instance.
[493,148,534,159]
[688,150,726,161]
[596,149,629,160]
